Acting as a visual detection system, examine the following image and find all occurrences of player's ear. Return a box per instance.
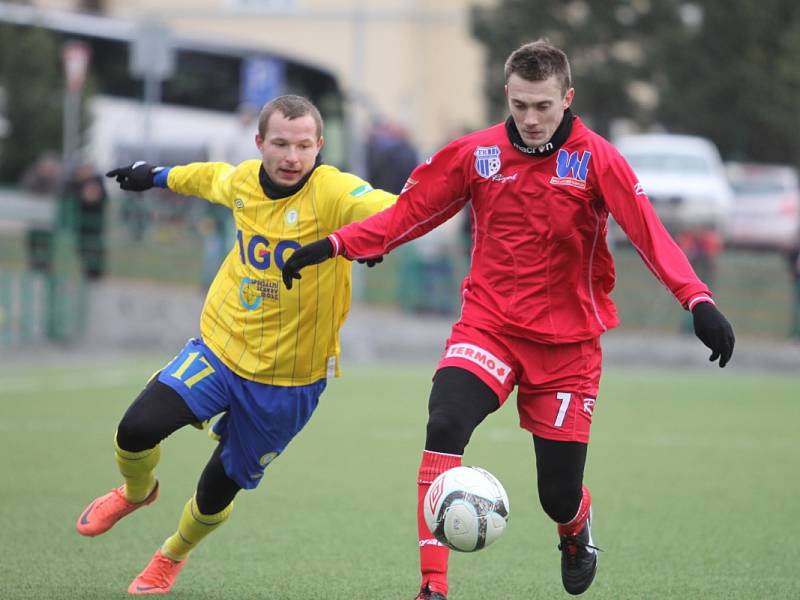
[316,135,325,153]
[255,134,264,151]
[563,87,575,109]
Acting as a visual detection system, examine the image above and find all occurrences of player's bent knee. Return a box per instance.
[117,380,198,451]
[425,411,473,455]
[196,488,238,516]
[196,476,241,515]
[116,417,161,453]
[537,478,582,523]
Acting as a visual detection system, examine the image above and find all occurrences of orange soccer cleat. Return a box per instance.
[128,550,188,595]
[76,481,159,537]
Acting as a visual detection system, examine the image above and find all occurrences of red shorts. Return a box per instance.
[437,321,602,443]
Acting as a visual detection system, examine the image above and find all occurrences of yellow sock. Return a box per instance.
[115,434,160,503]
[161,495,233,561]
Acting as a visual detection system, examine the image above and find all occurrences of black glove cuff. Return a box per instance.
[691,301,716,315]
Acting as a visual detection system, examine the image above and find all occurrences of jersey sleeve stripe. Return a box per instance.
[329,233,341,256]
[687,295,714,310]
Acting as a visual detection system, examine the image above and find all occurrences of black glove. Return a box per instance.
[282,238,334,290]
[356,256,384,267]
[692,302,735,368]
[105,161,163,191]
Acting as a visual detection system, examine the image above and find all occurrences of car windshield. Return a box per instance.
[625,152,713,175]
[730,180,789,195]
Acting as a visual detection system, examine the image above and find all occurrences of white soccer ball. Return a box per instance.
[423,466,510,552]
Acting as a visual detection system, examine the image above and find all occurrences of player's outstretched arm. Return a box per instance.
[106,161,167,192]
[281,238,335,290]
[691,302,735,367]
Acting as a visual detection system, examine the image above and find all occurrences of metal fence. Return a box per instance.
[0,187,89,347]
[1,185,798,348]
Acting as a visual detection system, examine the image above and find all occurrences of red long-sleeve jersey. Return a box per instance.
[332,116,713,343]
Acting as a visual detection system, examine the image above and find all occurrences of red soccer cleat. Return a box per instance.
[76,481,159,537]
[128,549,188,595]
[558,509,600,595]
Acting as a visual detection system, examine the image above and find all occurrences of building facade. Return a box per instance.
[26,0,497,160]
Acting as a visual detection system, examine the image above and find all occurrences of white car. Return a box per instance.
[725,162,800,252]
[614,133,733,237]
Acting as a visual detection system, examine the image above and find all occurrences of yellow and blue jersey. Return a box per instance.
[166,160,395,386]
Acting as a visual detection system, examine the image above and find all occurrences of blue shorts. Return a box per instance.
[158,338,326,489]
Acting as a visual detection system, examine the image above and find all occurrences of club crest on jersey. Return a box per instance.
[474,145,502,178]
[550,149,592,189]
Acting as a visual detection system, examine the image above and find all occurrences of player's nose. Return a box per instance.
[285,146,300,162]
[524,109,539,126]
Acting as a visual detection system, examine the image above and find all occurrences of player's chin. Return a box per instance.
[522,134,546,147]
[276,171,302,186]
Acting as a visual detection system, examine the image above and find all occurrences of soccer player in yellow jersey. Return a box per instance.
[75,95,395,595]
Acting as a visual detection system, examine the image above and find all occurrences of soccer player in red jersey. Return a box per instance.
[282,41,734,598]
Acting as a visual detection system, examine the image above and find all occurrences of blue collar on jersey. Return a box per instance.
[259,154,323,199]
[505,108,574,157]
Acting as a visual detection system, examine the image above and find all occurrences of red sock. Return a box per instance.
[557,485,592,537]
[417,450,461,595]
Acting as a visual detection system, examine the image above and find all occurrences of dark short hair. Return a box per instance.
[258,95,324,139]
[504,40,571,95]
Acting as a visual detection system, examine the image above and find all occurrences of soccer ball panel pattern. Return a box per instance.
[423,466,509,552]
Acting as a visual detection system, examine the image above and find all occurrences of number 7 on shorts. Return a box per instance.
[554,392,572,427]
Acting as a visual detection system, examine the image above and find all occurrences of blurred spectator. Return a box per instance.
[197,104,258,289]
[19,151,62,194]
[220,102,260,166]
[678,226,722,284]
[677,226,723,333]
[366,118,418,194]
[19,151,62,272]
[788,242,800,340]
[68,162,108,280]
[366,119,460,314]
[196,204,232,291]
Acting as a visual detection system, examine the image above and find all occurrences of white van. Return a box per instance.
[614,133,733,237]
[725,162,800,251]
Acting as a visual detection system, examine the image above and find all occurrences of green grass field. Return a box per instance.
[1,360,798,599]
